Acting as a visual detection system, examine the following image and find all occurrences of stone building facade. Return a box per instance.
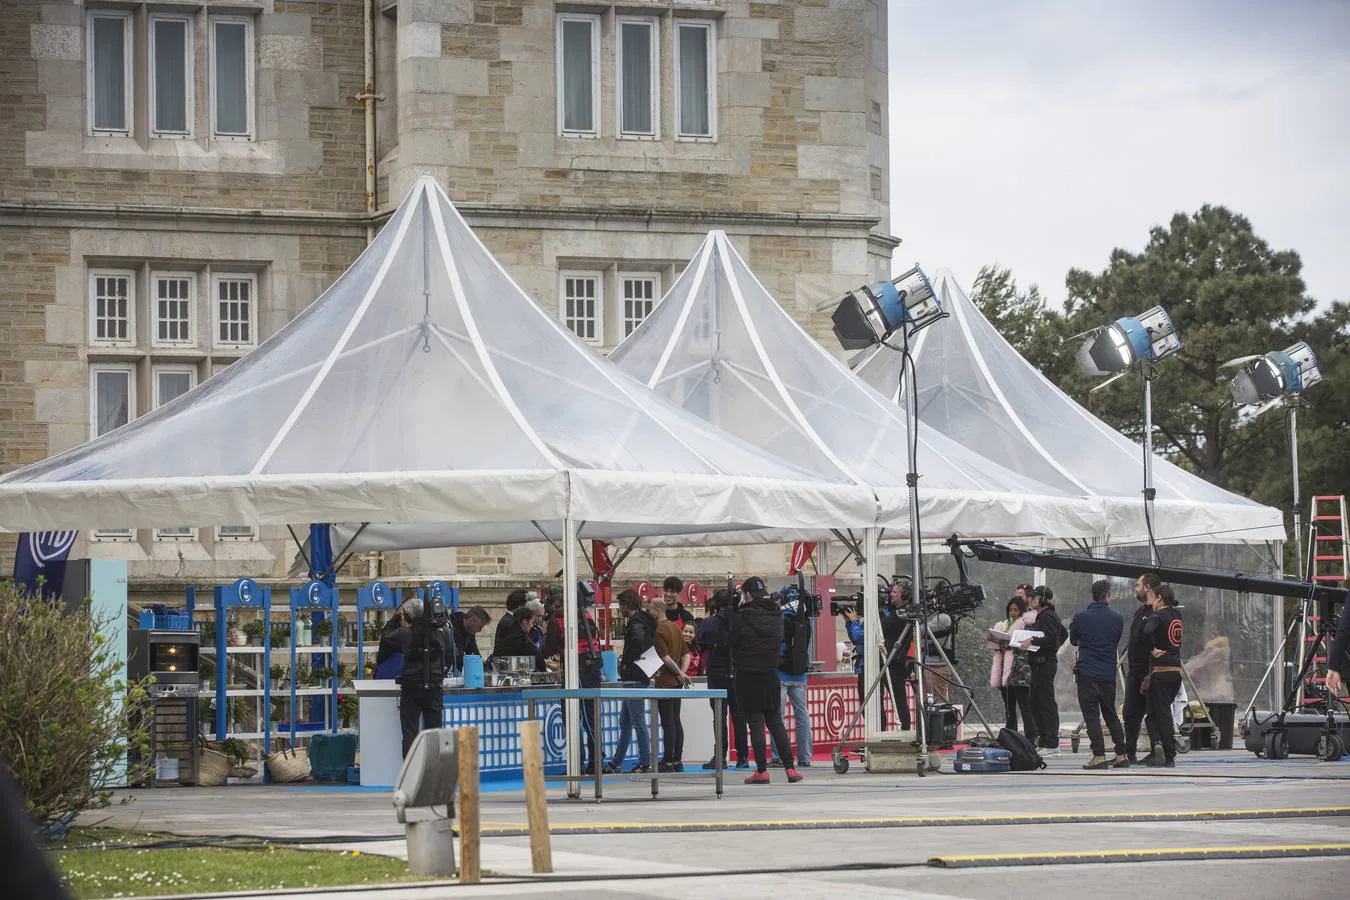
[0,0,893,607]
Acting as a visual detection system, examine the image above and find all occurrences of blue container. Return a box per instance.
[308,732,358,784]
[601,650,619,683]
[462,654,484,689]
[138,610,193,631]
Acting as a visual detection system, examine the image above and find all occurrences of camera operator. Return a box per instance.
[377,597,454,757]
[1125,574,1161,763]
[771,586,813,768]
[1026,586,1065,756]
[847,587,913,731]
[895,584,956,706]
[1142,583,1185,767]
[1327,579,1350,700]
[699,589,749,769]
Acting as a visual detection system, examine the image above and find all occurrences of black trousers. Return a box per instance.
[857,667,912,731]
[399,686,443,758]
[657,698,684,763]
[579,671,602,772]
[707,672,748,761]
[1123,671,1152,758]
[746,706,793,773]
[1145,671,1183,760]
[1076,674,1125,757]
[1029,659,1059,749]
[1000,685,1035,742]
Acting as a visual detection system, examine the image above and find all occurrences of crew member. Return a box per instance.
[1327,578,1350,700]
[729,576,801,784]
[1143,583,1185,767]
[771,586,813,768]
[650,596,692,772]
[1070,580,1128,769]
[881,583,915,731]
[378,597,454,757]
[699,589,749,768]
[492,602,543,670]
[1026,586,1065,756]
[489,589,529,666]
[1124,574,1161,762]
[609,589,657,774]
[449,606,491,674]
[541,581,606,774]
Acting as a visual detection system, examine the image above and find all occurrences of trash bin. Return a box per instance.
[1206,702,1237,750]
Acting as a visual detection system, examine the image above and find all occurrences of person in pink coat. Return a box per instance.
[989,596,1037,742]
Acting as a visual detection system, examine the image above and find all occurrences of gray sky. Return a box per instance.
[887,0,1350,308]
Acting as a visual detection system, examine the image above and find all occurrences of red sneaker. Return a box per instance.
[785,767,803,783]
[744,770,771,785]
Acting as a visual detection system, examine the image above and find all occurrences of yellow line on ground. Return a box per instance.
[929,844,1350,868]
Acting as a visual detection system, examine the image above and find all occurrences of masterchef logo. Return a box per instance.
[1167,618,1184,647]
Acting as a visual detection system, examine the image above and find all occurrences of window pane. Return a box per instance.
[157,371,192,406]
[217,278,253,344]
[92,17,127,132]
[214,21,249,135]
[95,371,130,436]
[93,275,130,342]
[678,25,711,137]
[620,23,653,134]
[561,20,593,132]
[153,20,188,132]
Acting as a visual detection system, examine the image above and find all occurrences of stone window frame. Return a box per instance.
[208,14,256,141]
[151,271,197,349]
[86,10,135,136]
[149,12,196,139]
[560,270,604,343]
[88,363,138,542]
[151,363,199,541]
[212,273,258,349]
[89,268,138,348]
[674,18,717,142]
[615,16,660,141]
[556,13,602,138]
[619,272,660,339]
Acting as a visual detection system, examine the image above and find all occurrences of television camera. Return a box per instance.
[827,574,985,620]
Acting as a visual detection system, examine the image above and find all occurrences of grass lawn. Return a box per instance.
[51,828,432,899]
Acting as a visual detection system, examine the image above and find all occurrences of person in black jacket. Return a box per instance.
[1124,573,1161,762]
[492,605,543,670]
[449,607,491,674]
[1143,583,1185,767]
[699,589,749,768]
[489,590,529,667]
[607,589,656,773]
[1026,586,1065,755]
[378,597,455,756]
[1327,579,1350,700]
[728,576,802,784]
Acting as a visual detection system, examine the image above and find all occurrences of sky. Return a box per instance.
[887,0,1350,309]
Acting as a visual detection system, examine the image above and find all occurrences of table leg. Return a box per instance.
[648,697,659,799]
[715,697,725,799]
[593,696,603,802]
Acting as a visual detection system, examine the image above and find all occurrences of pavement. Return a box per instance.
[85,748,1350,899]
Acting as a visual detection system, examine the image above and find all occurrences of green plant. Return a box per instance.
[312,620,333,641]
[337,662,356,687]
[270,622,290,646]
[0,579,153,832]
[311,666,334,683]
[200,619,216,643]
[199,660,216,688]
[338,693,358,728]
[242,621,266,645]
[362,622,380,643]
[269,664,286,683]
[218,738,250,767]
[294,662,312,685]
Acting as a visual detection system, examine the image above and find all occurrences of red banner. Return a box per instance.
[591,540,614,581]
[788,541,817,575]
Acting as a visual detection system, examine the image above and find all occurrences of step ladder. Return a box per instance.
[1300,495,1348,703]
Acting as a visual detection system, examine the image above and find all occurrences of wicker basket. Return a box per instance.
[266,748,311,783]
[198,746,230,787]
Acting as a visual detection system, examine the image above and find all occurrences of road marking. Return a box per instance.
[929,844,1350,868]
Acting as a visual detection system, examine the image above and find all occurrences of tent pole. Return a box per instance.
[562,516,580,796]
[863,527,881,740]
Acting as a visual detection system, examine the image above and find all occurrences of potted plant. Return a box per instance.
[312,620,333,642]
[270,623,290,647]
[311,666,335,684]
[220,738,250,768]
[269,664,286,685]
[294,662,312,686]
[200,619,217,645]
[227,616,246,647]
[243,621,267,646]
[362,622,380,644]
[199,659,216,691]
[338,693,358,729]
[337,662,356,687]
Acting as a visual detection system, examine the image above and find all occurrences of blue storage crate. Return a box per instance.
[138,609,193,630]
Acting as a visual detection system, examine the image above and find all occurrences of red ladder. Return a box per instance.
[1303,496,1348,702]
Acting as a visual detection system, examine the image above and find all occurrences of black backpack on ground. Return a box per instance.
[996,727,1046,771]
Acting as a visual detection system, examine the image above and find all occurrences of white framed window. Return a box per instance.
[216,524,257,541]
[213,274,256,348]
[153,365,197,540]
[675,21,716,140]
[152,273,195,347]
[150,15,194,137]
[210,16,254,139]
[560,272,602,343]
[556,15,600,136]
[89,270,135,346]
[616,18,659,139]
[90,365,135,540]
[620,274,659,338]
[87,11,133,135]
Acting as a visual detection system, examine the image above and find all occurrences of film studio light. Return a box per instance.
[1069,305,1182,565]
[827,266,947,349]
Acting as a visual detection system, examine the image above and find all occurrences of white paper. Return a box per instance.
[1009,629,1044,651]
[636,645,663,678]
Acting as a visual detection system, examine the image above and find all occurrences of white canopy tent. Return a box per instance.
[848,270,1286,547]
[0,178,883,778]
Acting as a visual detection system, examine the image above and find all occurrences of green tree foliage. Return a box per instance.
[968,265,1066,369]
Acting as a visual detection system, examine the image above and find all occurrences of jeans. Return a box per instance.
[1029,658,1060,749]
[398,687,443,758]
[1000,684,1035,742]
[771,679,811,765]
[1123,671,1152,758]
[1145,671,1183,760]
[609,683,651,770]
[1076,674,1125,757]
[657,698,684,763]
[707,671,748,762]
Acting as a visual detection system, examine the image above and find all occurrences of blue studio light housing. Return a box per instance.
[1076,305,1182,377]
[1229,340,1321,408]
[829,265,945,350]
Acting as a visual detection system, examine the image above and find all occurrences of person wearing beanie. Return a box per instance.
[728,576,802,784]
[1026,586,1065,756]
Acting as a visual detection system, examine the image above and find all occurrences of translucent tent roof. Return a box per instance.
[608,232,1111,540]
[0,180,878,542]
[849,270,1286,546]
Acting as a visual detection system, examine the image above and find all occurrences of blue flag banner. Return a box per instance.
[13,531,78,599]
